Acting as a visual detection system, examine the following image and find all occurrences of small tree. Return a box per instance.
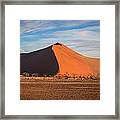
[78,75,82,79]
[90,75,96,80]
[32,73,39,77]
[22,72,30,77]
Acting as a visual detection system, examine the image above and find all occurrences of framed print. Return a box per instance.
[0,0,119,119]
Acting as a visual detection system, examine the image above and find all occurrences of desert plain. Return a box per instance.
[20,43,100,100]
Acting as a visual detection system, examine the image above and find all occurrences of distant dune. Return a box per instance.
[20,43,100,76]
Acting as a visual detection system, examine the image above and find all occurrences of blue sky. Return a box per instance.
[20,20,100,58]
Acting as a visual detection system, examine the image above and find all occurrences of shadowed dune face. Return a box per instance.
[20,43,100,76]
[20,46,59,76]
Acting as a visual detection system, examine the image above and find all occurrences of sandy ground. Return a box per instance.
[20,77,100,100]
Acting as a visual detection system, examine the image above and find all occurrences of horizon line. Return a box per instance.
[20,42,100,59]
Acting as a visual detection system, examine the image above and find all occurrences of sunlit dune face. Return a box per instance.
[52,43,100,76]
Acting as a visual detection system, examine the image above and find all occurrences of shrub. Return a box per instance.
[22,72,30,77]
[31,73,39,77]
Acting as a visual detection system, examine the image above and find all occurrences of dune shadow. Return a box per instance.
[20,46,59,76]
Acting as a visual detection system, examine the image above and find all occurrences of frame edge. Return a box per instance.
[1,0,119,119]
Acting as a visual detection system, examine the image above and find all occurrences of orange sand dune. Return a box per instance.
[20,43,100,76]
[52,43,100,76]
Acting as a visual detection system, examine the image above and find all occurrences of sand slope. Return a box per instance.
[52,43,100,76]
[20,46,59,76]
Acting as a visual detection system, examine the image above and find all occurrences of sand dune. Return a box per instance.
[52,43,99,76]
[20,43,100,76]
